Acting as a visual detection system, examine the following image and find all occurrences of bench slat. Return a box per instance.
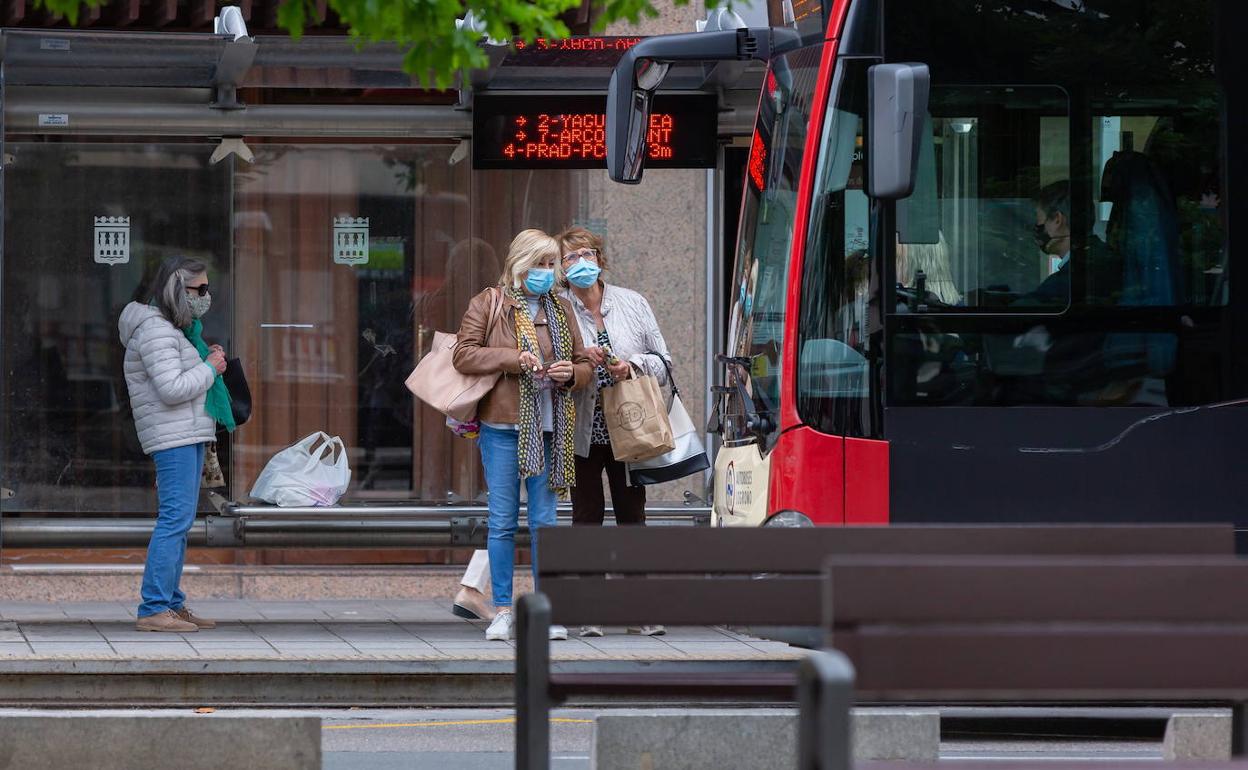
[544,576,820,626]
[549,671,795,700]
[825,558,1248,623]
[858,758,1248,763]
[539,525,1234,575]
[839,625,1248,700]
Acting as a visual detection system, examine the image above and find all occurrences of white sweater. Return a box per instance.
[118,302,217,455]
[563,284,673,458]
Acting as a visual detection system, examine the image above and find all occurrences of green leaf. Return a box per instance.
[32,0,107,25]
[31,0,724,85]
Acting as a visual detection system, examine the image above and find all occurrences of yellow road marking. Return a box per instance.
[325,717,593,730]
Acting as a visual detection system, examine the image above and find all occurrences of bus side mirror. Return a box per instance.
[866,62,930,199]
[607,54,671,184]
[607,28,801,184]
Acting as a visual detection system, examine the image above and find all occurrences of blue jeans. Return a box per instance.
[138,442,206,618]
[478,425,558,609]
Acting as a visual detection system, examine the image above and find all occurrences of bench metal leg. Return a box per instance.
[797,650,856,770]
[1234,703,1248,756]
[516,592,552,770]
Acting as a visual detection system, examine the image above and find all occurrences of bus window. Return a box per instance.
[883,0,1230,408]
[723,44,825,446]
[797,57,875,437]
[895,86,1072,312]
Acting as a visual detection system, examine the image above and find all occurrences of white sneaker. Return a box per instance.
[485,610,513,641]
[579,626,605,638]
[628,625,666,636]
[549,625,568,641]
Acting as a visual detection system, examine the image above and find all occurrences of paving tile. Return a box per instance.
[188,639,277,649]
[429,639,513,648]
[323,622,414,635]
[0,603,70,621]
[397,624,489,641]
[21,624,106,642]
[347,640,441,652]
[28,642,117,656]
[747,642,800,654]
[185,603,268,621]
[190,646,283,659]
[654,629,739,642]
[247,623,339,640]
[59,602,136,621]
[267,642,358,654]
[583,639,672,649]
[664,642,763,654]
[110,642,198,657]
[0,622,24,643]
[185,626,268,642]
[344,647,446,658]
[253,604,330,620]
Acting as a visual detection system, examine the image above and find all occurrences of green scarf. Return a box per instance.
[182,319,236,433]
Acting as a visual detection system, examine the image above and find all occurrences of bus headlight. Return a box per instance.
[764,510,813,527]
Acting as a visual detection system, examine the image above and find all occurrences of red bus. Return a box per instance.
[607,0,1246,529]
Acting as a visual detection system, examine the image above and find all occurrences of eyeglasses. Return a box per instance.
[561,248,599,264]
[185,284,210,297]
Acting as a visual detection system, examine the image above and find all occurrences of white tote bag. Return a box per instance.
[249,432,352,507]
[627,393,710,485]
[626,356,710,485]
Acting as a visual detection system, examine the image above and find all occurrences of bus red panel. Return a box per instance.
[845,437,889,524]
[767,426,845,525]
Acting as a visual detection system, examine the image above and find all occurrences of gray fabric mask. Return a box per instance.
[188,292,212,319]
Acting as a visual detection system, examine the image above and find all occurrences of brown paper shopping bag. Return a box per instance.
[601,373,675,462]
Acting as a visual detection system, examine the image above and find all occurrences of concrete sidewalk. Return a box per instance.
[0,600,803,705]
[0,599,800,661]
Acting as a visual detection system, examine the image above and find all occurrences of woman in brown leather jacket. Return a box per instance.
[452,229,593,642]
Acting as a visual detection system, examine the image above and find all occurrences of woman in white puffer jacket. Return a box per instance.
[119,256,229,634]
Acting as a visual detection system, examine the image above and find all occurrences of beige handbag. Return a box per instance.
[405,288,504,422]
[601,370,675,462]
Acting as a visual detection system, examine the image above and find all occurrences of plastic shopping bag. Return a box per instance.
[249,431,351,507]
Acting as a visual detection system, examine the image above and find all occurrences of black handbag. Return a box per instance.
[223,357,252,427]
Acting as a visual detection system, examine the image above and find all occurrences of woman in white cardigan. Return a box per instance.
[119,256,229,633]
[557,226,670,637]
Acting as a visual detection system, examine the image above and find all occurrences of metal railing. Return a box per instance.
[0,501,711,548]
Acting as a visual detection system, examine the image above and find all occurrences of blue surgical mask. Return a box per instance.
[524,268,555,295]
[565,258,601,289]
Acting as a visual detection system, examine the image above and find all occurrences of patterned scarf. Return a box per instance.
[510,285,576,492]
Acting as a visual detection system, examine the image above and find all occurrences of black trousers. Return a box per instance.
[571,444,647,525]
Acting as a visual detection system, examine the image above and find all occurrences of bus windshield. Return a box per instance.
[723,43,824,446]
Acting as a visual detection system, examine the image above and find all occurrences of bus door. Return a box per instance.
[712,43,830,527]
[876,0,1245,524]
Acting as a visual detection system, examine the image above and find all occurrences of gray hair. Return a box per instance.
[149,255,207,329]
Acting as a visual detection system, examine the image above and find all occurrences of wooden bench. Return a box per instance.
[799,555,1248,769]
[513,524,1234,770]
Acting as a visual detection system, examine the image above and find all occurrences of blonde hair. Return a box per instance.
[556,226,608,272]
[896,232,963,306]
[499,229,561,289]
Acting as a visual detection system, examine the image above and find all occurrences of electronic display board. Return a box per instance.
[501,36,644,68]
[473,94,717,170]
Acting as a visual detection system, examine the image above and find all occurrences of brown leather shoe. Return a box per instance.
[174,607,216,629]
[452,586,496,621]
[136,609,198,633]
